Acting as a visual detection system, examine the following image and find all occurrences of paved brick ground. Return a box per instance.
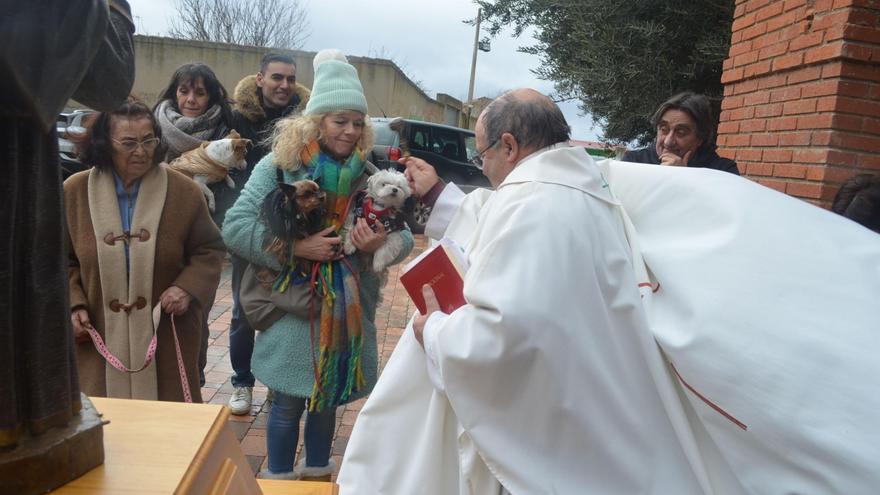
[201,235,427,479]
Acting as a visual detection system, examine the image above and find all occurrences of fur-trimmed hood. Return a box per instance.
[233,74,311,123]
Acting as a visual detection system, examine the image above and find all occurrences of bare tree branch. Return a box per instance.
[168,0,310,49]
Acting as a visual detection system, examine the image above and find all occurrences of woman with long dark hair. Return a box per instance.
[153,63,238,386]
[153,62,234,161]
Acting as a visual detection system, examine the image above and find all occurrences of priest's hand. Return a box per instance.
[160,285,192,316]
[413,284,440,350]
[401,156,439,198]
[71,308,92,344]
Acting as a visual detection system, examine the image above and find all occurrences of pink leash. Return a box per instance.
[85,313,192,403]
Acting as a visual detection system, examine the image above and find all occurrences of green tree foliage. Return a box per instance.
[477,0,735,144]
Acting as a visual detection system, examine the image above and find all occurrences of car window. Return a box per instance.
[411,126,430,151]
[431,128,460,159]
[372,123,398,146]
[464,135,477,160]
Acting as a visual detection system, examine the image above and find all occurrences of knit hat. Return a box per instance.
[304,49,368,116]
[312,48,348,69]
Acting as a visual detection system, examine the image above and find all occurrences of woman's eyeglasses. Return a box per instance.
[113,137,160,153]
[470,137,500,169]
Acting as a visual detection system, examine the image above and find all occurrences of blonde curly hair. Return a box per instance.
[270,112,374,171]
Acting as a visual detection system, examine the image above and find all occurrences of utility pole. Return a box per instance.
[464,8,481,129]
[467,8,481,106]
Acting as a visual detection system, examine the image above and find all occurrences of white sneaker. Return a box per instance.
[228,386,252,415]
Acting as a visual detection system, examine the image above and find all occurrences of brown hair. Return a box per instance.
[153,62,233,124]
[81,97,165,171]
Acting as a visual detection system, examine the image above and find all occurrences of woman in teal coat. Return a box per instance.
[222,49,413,480]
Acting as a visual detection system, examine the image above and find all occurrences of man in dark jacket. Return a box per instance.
[231,53,311,176]
[622,92,739,175]
[211,53,311,223]
[225,52,310,415]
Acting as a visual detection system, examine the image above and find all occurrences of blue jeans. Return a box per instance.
[266,392,336,474]
[229,255,255,388]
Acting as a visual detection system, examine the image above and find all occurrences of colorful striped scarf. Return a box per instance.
[275,140,367,411]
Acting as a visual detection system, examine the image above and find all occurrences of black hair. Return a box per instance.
[153,62,233,124]
[260,52,297,73]
[651,92,715,145]
[82,98,165,171]
[481,90,571,151]
[831,173,880,234]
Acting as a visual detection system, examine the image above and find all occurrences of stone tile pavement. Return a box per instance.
[201,235,428,480]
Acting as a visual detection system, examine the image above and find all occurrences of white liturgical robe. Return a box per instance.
[337,145,880,494]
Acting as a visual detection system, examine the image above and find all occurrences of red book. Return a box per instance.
[400,239,469,315]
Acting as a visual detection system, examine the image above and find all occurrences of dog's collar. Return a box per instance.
[352,192,408,233]
[362,197,395,226]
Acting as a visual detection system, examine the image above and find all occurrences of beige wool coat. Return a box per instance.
[65,165,224,402]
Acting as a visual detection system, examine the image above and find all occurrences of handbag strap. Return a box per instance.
[85,313,192,403]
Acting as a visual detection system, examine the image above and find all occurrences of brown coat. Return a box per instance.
[65,166,224,402]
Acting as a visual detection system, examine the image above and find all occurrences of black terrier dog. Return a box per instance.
[259,170,327,283]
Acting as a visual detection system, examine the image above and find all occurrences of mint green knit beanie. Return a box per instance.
[304,50,368,116]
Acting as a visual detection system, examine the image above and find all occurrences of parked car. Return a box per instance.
[57,110,93,180]
[370,117,489,233]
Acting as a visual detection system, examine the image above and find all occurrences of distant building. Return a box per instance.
[569,139,621,158]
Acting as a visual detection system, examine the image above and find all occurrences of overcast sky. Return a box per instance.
[128,0,602,140]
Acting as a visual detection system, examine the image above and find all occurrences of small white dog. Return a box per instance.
[169,130,250,211]
[343,169,412,273]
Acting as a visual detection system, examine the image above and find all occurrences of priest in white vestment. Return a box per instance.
[337,89,880,494]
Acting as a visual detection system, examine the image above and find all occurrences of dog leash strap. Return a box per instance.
[308,263,325,396]
[169,314,193,403]
[342,189,364,222]
[86,313,192,403]
[86,323,157,373]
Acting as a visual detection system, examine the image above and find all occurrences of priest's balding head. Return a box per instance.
[474,88,571,187]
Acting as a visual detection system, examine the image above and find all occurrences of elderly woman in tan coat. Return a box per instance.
[65,99,224,402]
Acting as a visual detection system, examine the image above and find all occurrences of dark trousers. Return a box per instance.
[229,254,255,387]
[198,285,217,387]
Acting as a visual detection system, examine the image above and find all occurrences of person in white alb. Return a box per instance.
[337,88,880,494]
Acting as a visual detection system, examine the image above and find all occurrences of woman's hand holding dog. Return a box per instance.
[71,308,92,344]
[160,285,192,315]
[294,226,344,262]
[351,218,387,253]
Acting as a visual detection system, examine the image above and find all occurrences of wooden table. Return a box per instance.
[53,397,337,494]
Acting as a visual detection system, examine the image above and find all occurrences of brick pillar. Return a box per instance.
[718,0,880,206]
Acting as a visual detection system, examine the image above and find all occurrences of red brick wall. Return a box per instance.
[718,0,880,205]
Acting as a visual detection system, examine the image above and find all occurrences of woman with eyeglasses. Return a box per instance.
[64,98,224,402]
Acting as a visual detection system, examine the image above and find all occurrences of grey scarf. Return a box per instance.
[155,99,225,160]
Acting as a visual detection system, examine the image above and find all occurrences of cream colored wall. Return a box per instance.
[131,36,456,124]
